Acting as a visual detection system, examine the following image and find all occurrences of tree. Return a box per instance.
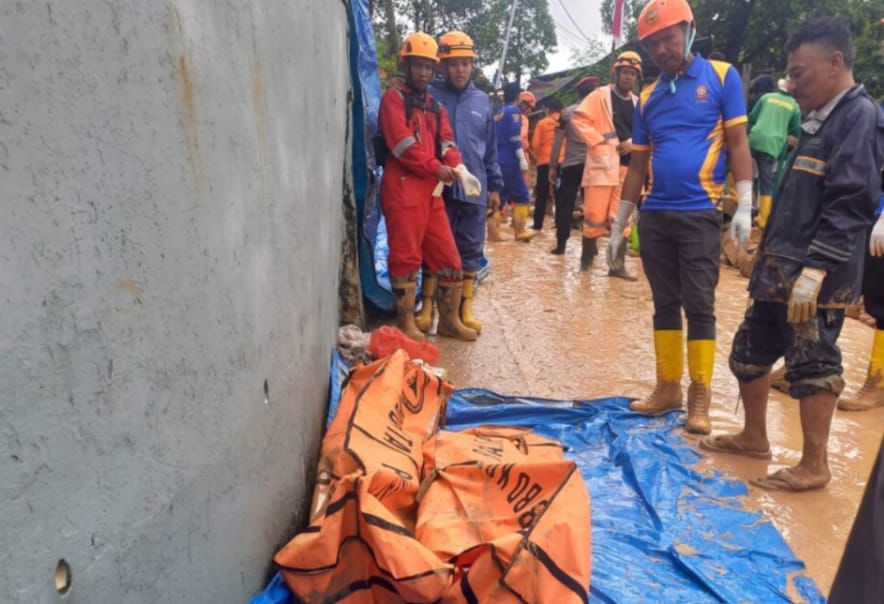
[373,0,559,84]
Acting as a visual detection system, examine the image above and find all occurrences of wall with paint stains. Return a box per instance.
[0,2,348,602]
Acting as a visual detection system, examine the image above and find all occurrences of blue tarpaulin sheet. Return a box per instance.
[251,357,823,603]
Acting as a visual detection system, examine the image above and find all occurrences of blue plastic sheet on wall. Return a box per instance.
[250,355,823,603]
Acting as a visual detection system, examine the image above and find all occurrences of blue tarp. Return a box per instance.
[251,358,823,604]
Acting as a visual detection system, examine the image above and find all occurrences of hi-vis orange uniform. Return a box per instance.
[275,350,592,603]
[572,84,637,239]
[531,111,565,166]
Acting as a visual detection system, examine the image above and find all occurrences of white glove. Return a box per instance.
[455,164,482,199]
[787,266,826,324]
[515,148,529,172]
[870,214,884,257]
[729,180,753,245]
[607,200,637,266]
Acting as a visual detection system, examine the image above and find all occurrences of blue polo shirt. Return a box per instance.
[633,54,747,212]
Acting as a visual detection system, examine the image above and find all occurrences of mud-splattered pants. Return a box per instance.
[729,301,846,399]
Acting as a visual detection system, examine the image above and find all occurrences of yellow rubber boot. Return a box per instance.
[415,272,437,333]
[390,276,426,342]
[514,206,537,242]
[460,271,482,334]
[631,330,684,414]
[838,330,884,411]
[686,339,715,434]
[756,195,772,229]
[487,210,504,242]
[436,281,478,341]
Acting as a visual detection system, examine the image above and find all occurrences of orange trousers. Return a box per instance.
[582,165,629,239]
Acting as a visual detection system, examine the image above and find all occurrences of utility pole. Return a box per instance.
[494,0,519,89]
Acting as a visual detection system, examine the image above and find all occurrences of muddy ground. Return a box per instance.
[434,223,884,596]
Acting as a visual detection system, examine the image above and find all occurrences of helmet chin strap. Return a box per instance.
[669,24,697,94]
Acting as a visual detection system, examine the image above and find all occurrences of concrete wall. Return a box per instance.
[0,1,348,602]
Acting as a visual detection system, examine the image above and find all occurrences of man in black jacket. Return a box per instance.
[701,17,884,492]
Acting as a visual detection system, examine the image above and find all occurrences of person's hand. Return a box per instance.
[488,191,501,210]
[870,214,884,257]
[435,165,457,184]
[548,167,558,184]
[729,180,753,245]
[455,164,482,198]
[617,139,632,155]
[787,267,826,324]
[787,135,799,149]
[607,200,636,268]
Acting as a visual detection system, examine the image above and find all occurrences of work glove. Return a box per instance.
[455,164,482,199]
[607,200,637,269]
[787,266,826,324]
[515,148,529,173]
[729,180,753,245]
[870,213,884,257]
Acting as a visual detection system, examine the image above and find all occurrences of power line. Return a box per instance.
[552,18,590,47]
[555,0,594,44]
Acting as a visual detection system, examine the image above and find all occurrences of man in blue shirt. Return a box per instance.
[496,83,535,242]
[608,0,753,434]
[427,31,503,336]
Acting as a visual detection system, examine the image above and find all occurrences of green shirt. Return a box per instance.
[748,91,801,159]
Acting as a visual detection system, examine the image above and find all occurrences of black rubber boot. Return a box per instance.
[580,237,597,271]
[550,239,566,255]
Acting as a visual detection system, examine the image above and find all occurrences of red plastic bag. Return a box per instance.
[369,325,440,364]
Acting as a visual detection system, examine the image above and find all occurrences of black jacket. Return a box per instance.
[749,85,884,306]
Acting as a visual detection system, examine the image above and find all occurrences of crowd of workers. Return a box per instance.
[375,0,884,495]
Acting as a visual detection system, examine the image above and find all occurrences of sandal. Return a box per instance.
[699,434,772,460]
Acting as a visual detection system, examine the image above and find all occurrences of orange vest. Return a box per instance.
[532,112,564,166]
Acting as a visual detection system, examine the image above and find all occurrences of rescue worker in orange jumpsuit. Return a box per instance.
[572,51,642,278]
[378,32,483,342]
[531,98,564,230]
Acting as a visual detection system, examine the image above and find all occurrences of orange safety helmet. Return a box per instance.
[637,0,695,41]
[438,31,476,60]
[399,32,440,63]
[612,50,643,77]
[518,91,536,109]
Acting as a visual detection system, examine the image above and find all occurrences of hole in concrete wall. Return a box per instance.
[54,559,72,595]
[263,379,270,405]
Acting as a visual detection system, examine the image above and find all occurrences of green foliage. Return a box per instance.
[598,0,882,99]
[373,0,559,84]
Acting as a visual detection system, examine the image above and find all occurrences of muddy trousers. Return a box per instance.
[383,195,462,279]
[554,163,584,245]
[864,253,884,329]
[582,165,628,239]
[729,301,846,399]
[445,199,485,273]
[638,210,721,341]
[533,164,551,229]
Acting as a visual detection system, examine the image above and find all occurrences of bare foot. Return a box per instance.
[699,433,772,460]
[749,465,831,492]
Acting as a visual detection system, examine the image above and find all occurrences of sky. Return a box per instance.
[545,0,610,72]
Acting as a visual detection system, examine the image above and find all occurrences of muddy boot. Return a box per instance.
[550,239,566,255]
[838,330,884,411]
[414,272,437,334]
[459,271,482,334]
[390,276,426,342]
[770,365,790,393]
[686,382,712,434]
[437,281,478,341]
[684,339,714,433]
[607,239,637,281]
[631,330,684,414]
[580,237,597,271]
[487,210,504,242]
[514,206,537,242]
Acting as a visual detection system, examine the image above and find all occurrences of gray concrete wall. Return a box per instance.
[0,1,348,602]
